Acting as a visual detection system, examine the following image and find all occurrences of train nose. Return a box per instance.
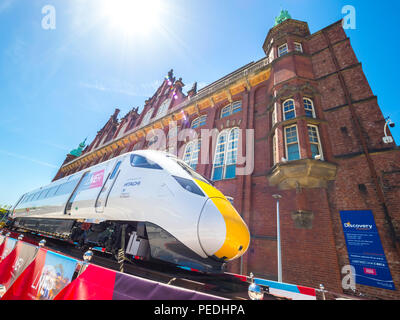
[198,198,250,261]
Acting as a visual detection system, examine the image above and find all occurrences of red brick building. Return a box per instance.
[53,15,400,299]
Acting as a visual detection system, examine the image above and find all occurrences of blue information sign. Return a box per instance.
[340,210,395,290]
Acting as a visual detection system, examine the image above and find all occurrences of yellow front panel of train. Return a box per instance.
[195,179,250,261]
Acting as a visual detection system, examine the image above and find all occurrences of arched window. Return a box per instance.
[283,99,296,120]
[141,108,153,126]
[220,101,242,119]
[183,140,201,170]
[303,98,316,118]
[212,128,239,181]
[221,105,231,119]
[191,115,207,129]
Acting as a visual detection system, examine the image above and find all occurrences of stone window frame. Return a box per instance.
[271,103,277,126]
[272,131,278,166]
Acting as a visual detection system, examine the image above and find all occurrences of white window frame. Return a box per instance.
[232,101,242,114]
[221,105,231,119]
[303,97,316,118]
[221,101,242,119]
[191,115,207,129]
[294,42,303,53]
[283,99,296,120]
[307,125,324,160]
[284,125,301,161]
[212,128,240,180]
[278,43,288,57]
[212,131,227,180]
[183,140,201,170]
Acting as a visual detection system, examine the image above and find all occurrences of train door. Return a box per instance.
[65,171,91,216]
[95,159,123,213]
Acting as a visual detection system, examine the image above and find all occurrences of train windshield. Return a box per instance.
[131,154,162,170]
[173,158,212,186]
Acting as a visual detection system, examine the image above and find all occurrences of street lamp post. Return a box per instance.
[272,194,282,283]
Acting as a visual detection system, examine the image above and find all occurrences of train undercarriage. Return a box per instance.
[9,218,225,273]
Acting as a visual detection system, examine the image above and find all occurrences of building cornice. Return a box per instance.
[61,57,272,171]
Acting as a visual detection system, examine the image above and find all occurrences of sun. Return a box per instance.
[100,0,164,36]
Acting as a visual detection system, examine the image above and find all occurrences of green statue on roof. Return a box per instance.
[69,138,87,157]
[275,9,292,26]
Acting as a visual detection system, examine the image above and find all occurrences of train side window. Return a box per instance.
[110,161,122,179]
[130,154,162,170]
[47,186,59,198]
[43,189,51,198]
[25,194,32,203]
[37,189,48,200]
[55,180,79,196]
[32,192,40,202]
[21,194,28,203]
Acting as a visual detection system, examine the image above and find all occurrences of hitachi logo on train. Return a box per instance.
[124,181,141,187]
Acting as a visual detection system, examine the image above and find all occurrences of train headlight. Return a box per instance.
[172,176,205,197]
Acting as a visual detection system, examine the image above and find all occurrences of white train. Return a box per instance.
[10,150,250,272]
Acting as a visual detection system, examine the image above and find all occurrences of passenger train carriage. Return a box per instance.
[10,150,250,272]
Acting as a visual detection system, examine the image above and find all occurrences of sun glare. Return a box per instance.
[100,0,164,36]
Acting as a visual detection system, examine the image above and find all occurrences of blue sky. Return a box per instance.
[0,0,399,206]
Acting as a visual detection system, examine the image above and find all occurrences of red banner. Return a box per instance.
[1,248,47,300]
[0,237,17,262]
[0,241,38,291]
[0,236,6,262]
[2,248,78,300]
[54,264,116,300]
